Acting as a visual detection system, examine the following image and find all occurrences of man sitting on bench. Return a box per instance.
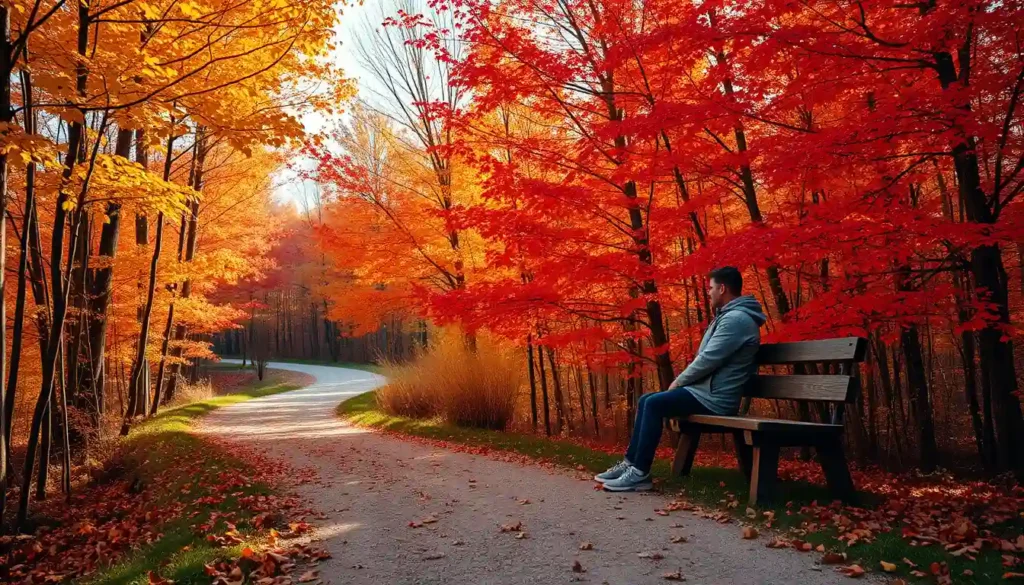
[596,266,767,492]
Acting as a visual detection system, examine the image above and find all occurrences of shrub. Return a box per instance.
[378,331,521,430]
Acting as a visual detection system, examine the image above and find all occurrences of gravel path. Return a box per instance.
[200,361,853,585]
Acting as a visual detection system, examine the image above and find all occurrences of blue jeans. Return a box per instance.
[626,388,711,474]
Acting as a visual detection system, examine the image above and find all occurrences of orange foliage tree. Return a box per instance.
[0,0,350,530]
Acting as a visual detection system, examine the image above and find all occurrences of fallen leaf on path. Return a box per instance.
[742,527,759,539]
[821,552,847,564]
[423,553,446,560]
[840,565,866,578]
[310,548,332,561]
[572,560,585,573]
[662,571,685,581]
[298,570,320,582]
[638,551,664,560]
[670,535,688,544]
[791,539,812,552]
[765,537,788,549]
[745,507,757,519]
[880,561,897,573]
[500,521,522,532]
[579,542,594,550]
[515,532,527,539]
[422,514,439,524]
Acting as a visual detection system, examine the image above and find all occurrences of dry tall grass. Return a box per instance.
[379,332,522,430]
[168,377,215,407]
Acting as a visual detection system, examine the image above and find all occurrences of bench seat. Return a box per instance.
[679,414,844,435]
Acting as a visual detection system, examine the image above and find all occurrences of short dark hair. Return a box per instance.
[709,266,742,296]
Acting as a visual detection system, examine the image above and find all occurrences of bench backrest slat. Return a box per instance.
[755,337,867,365]
[745,374,856,403]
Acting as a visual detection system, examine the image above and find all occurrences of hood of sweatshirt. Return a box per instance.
[718,294,767,326]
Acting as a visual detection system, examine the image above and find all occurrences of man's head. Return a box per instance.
[708,266,742,310]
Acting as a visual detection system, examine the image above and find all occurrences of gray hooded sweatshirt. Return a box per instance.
[669,295,767,415]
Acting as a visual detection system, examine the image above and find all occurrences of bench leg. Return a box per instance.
[734,432,753,481]
[672,431,701,476]
[748,445,779,506]
[816,437,856,503]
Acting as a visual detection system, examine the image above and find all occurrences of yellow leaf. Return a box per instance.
[178,1,202,17]
[880,561,897,573]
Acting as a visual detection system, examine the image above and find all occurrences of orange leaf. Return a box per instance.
[841,564,866,578]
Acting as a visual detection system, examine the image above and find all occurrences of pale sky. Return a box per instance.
[272,1,373,212]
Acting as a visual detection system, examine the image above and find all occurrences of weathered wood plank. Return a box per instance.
[671,431,701,476]
[749,445,780,505]
[745,374,854,402]
[816,436,857,503]
[734,432,753,481]
[756,337,867,365]
[679,414,843,434]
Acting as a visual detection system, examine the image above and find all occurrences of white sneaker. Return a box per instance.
[594,459,632,483]
[602,466,653,492]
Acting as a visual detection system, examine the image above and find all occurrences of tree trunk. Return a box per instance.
[547,347,566,433]
[527,334,538,431]
[587,365,600,436]
[0,4,9,532]
[151,302,175,415]
[67,212,90,410]
[954,269,990,466]
[538,339,551,436]
[936,50,1024,474]
[708,19,791,321]
[36,400,50,500]
[863,342,878,459]
[17,2,91,527]
[574,363,587,432]
[82,128,131,416]
[164,129,205,403]
[598,68,674,391]
[123,128,176,433]
[58,347,71,499]
[901,324,938,471]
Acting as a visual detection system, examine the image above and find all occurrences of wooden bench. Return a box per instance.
[669,337,867,505]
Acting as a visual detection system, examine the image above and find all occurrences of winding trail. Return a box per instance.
[200,361,852,585]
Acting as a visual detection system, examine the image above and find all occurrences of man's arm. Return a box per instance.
[668,314,750,389]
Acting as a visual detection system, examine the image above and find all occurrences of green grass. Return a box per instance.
[338,390,1012,584]
[85,378,303,585]
[337,390,774,499]
[218,355,383,374]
